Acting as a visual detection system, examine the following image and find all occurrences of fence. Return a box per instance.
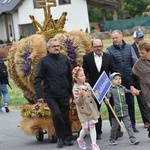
[104,16,150,31]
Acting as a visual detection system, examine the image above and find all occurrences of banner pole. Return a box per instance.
[108,102,126,133]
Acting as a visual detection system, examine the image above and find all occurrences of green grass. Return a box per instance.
[6,33,150,123]
[103,33,150,51]
[8,79,26,109]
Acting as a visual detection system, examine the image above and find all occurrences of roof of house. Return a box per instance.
[0,0,24,15]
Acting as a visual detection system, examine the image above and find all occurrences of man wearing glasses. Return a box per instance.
[83,38,117,140]
[34,38,73,148]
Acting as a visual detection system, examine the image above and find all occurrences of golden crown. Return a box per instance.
[29,0,67,40]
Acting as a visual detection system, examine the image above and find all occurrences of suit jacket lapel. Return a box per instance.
[132,42,140,58]
[100,53,106,73]
[90,52,99,72]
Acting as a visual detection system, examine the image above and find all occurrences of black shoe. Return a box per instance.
[57,139,63,148]
[133,128,139,133]
[63,141,73,146]
[5,107,9,113]
[116,131,123,140]
[96,133,101,140]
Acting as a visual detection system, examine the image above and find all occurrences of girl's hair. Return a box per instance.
[72,66,83,82]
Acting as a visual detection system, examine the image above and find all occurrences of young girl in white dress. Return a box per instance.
[72,66,100,150]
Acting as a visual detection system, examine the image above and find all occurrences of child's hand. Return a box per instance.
[79,89,85,96]
[105,97,109,105]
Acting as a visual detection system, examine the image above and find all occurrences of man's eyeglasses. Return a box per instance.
[93,45,103,48]
[51,45,60,48]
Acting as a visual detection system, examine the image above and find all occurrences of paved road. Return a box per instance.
[0,109,150,150]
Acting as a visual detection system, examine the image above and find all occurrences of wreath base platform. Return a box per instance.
[19,108,82,141]
[19,116,81,137]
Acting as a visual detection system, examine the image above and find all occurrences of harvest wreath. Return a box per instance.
[8,0,91,140]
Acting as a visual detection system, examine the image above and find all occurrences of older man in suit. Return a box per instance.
[83,38,117,140]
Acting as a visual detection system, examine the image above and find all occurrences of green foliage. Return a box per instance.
[88,5,101,22]
[118,0,149,17]
[19,35,26,40]
[6,39,11,44]
[88,0,149,22]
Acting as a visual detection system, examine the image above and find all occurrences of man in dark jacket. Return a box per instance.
[34,38,73,148]
[131,30,149,128]
[83,38,117,140]
[107,30,139,133]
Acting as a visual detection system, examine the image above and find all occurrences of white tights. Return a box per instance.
[79,123,96,144]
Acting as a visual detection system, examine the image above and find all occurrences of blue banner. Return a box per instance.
[92,71,112,104]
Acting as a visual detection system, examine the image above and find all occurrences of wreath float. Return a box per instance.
[8,0,91,141]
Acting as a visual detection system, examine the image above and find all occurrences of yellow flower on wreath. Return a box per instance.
[20,102,51,118]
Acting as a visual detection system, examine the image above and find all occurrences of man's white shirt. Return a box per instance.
[94,52,103,72]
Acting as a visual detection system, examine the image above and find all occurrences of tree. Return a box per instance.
[106,0,149,18]
[118,0,149,17]
[88,0,149,22]
[88,5,102,22]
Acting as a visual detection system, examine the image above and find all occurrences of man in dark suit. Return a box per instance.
[132,30,144,58]
[131,30,149,128]
[83,38,117,139]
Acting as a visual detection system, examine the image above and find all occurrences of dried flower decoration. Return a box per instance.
[22,44,32,76]
[65,38,78,69]
[72,66,83,79]
[20,102,51,118]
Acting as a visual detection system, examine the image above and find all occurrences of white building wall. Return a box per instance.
[18,0,44,24]
[0,15,14,42]
[0,0,90,41]
[17,0,90,32]
[7,15,14,41]
[12,11,20,40]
